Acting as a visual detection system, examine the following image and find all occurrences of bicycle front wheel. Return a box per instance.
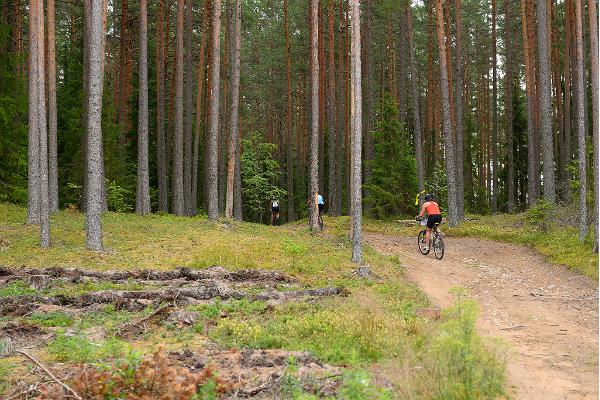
[418,230,430,255]
[433,233,444,260]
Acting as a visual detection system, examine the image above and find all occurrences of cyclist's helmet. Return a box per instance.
[424,193,434,202]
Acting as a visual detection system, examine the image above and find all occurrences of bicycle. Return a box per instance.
[417,218,445,260]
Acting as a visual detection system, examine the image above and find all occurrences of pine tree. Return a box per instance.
[349,0,362,263]
[434,0,458,226]
[135,0,150,215]
[536,0,556,202]
[284,0,295,221]
[309,0,320,232]
[156,0,168,212]
[47,0,58,212]
[172,0,185,216]
[207,0,222,221]
[85,0,106,251]
[225,0,241,219]
[574,0,586,239]
[588,0,599,251]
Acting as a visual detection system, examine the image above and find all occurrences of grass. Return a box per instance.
[0,203,506,399]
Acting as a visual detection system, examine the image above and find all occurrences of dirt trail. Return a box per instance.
[366,233,599,400]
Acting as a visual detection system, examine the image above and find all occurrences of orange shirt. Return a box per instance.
[424,201,441,215]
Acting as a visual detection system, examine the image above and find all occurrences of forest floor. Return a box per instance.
[0,203,507,399]
[366,232,599,400]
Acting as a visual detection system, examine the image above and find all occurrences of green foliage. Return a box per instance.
[425,163,448,212]
[339,369,392,400]
[524,199,556,231]
[0,280,36,297]
[282,239,309,270]
[365,94,418,219]
[241,132,286,223]
[424,300,505,400]
[106,179,134,212]
[29,312,74,327]
[48,334,129,363]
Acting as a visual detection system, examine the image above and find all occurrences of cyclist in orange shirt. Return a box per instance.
[416,194,442,252]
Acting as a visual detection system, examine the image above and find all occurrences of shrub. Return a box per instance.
[38,350,228,399]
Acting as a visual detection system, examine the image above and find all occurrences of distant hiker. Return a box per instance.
[270,199,280,226]
[416,193,442,252]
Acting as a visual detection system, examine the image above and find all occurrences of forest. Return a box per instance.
[0,0,599,398]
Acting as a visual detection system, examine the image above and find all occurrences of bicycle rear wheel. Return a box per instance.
[418,230,430,255]
[433,232,444,260]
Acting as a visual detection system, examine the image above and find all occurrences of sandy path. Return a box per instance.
[366,233,598,400]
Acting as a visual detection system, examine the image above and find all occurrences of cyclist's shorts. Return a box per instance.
[272,206,280,213]
[318,204,324,213]
[427,214,442,228]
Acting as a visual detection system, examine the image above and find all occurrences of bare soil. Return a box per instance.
[366,233,599,400]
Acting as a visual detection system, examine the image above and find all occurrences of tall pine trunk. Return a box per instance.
[309,0,320,231]
[156,0,168,212]
[574,0,586,239]
[47,0,58,212]
[85,0,105,251]
[521,0,539,204]
[35,0,49,246]
[536,0,556,202]
[588,0,599,251]
[562,0,572,199]
[136,0,151,215]
[192,0,210,215]
[284,0,296,221]
[491,0,498,212]
[435,0,458,226]
[207,0,222,221]
[183,0,194,214]
[504,0,515,211]
[406,1,424,191]
[454,0,465,216]
[362,0,374,209]
[172,0,185,215]
[27,0,40,225]
[349,0,362,263]
[225,0,241,219]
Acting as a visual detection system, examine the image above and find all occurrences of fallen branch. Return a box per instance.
[17,350,82,400]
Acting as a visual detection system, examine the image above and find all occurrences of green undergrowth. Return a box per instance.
[0,203,506,398]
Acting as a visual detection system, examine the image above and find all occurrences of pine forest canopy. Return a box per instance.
[0,0,598,254]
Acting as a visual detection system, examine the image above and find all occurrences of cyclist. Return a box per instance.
[416,194,442,252]
[317,192,324,216]
[270,199,280,226]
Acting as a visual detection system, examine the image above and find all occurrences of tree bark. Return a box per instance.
[536,0,556,202]
[85,0,105,251]
[521,0,540,204]
[156,0,168,212]
[491,0,498,212]
[171,0,185,216]
[574,0,587,239]
[406,1,424,191]
[117,0,128,162]
[588,0,599,250]
[207,0,222,221]
[35,0,49,246]
[193,0,210,216]
[27,0,40,225]
[435,0,458,226]
[349,0,362,263]
[333,0,345,216]
[136,0,151,215]
[183,0,194,214]
[504,0,515,211]
[309,0,320,231]
[318,3,326,195]
[225,0,241,219]
[46,0,58,212]
[453,0,465,216]
[284,0,296,221]
[563,0,572,199]
[362,0,374,203]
